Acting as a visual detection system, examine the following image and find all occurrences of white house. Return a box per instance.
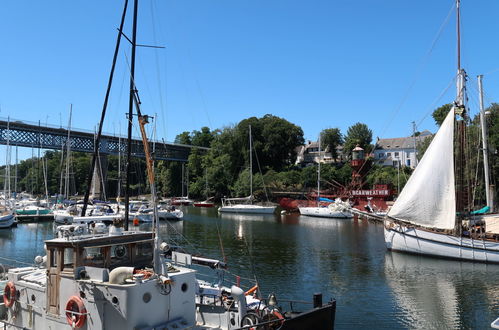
[373,130,432,169]
[295,141,344,167]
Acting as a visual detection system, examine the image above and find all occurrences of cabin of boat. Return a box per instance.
[1,230,197,329]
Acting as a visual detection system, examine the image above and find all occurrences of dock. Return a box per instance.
[350,208,385,222]
[15,214,54,223]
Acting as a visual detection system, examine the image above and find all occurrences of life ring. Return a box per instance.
[65,295,87,328]
[3,281,16,307]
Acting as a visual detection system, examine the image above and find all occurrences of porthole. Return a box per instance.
[112,296,119,305]
[31,294,36,302]
[181,283,188,292]
[143,292,151,303]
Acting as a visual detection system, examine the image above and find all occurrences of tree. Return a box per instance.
[320,128,343,160]
[432,104,452,127]
[191,127,217,148]
[174,132,191,145]
[237,114,305,172]
[343,123,373,158]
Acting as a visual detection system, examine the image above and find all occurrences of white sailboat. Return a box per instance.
[0,119,15,229]
[299,135,352,219]
[384,0,499,263]
[219,125,276,214]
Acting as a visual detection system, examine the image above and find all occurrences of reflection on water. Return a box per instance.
[1,209,498,328]
[385,252,499,329]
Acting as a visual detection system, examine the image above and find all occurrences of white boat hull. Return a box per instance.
[299,207,352,219]
[158,210,184,220]
[384,221,499,263]
[218,205,276,214]
[0,213,15,228]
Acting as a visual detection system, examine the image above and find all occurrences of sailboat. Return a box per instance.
[194,169,215,208]
[1,1,336,328]
[219,125,276,214]
[384,0,499,263]
[299,135,352,218]
[0,119,15,228]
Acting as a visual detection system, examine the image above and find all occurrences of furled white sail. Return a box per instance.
[388,108,456,229]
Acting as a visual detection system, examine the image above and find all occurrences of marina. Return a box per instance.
[0,208,499,328]
[1,0,499,328]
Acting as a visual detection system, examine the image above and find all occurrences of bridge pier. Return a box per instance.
[90,154,108,201]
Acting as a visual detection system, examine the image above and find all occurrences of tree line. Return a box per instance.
[1,105,497,206]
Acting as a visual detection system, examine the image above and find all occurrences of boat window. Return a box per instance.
[110,244,129,265]
[135,242,153,259]
[63,248,74,270]
[83,247,106,267]
[49,249,57,268]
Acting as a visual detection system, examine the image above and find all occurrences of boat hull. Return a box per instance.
[384,221,499,263]
[218,205,276,214]
[299,207,352,219]
[193,202,215,208]
[158,210,184,220]
[0,213,15,228]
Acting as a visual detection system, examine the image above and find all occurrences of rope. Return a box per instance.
[379,1,455,138]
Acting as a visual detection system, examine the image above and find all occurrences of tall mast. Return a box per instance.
[249,125,253,198]
[317,135,321,207]
[455,0,465,110]
[478,75,492,209]
[454,0,468,232]
[81,0,129,217]
[65,105,72,199]
[124,0,138,230]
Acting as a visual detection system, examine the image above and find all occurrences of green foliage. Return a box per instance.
[432,103,452,127]
[416,135,433,161]
[237,114,305,172]
[320,128,343,160]
[365,164,412,193]
[343,123,373,158]
[174,132,192,145]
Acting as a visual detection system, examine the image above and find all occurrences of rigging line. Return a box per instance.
[149,0,167,132]
[416,77,455,129]
[379,1,456,137]
[242,235,260,298]
[215,220,227,263]
[252,143,270,202]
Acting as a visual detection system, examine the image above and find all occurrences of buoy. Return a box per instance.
[65,296,87,328]
[3,281,16,307]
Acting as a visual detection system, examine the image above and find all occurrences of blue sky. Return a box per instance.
[2,0,499,162]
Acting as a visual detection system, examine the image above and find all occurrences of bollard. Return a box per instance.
[313,293,322,308]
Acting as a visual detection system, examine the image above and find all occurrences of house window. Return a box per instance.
[387,152,391,157]
[393,161,399,167]
[407,159,411,166]
[394,152,399,157]
[379,153,384,158]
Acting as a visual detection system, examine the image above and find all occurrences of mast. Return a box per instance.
[249,125,253,199]
[124,0,138,231]
[81,0,129,217]
[65,105,72,199]
[477,75,492,209]
[317,134,321,207]
[412,121,418,167]
[454,0,468,233]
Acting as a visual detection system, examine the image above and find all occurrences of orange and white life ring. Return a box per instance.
[3,281,16,307]
[65,295,87,328]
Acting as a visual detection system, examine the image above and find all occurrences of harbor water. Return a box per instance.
[1,207,498,329]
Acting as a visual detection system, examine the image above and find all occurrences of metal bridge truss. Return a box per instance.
[0,119,206,162]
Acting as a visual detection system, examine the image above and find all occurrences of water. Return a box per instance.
[1,207,499,329]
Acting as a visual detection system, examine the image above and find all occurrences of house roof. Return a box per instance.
[375,130,432,150]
